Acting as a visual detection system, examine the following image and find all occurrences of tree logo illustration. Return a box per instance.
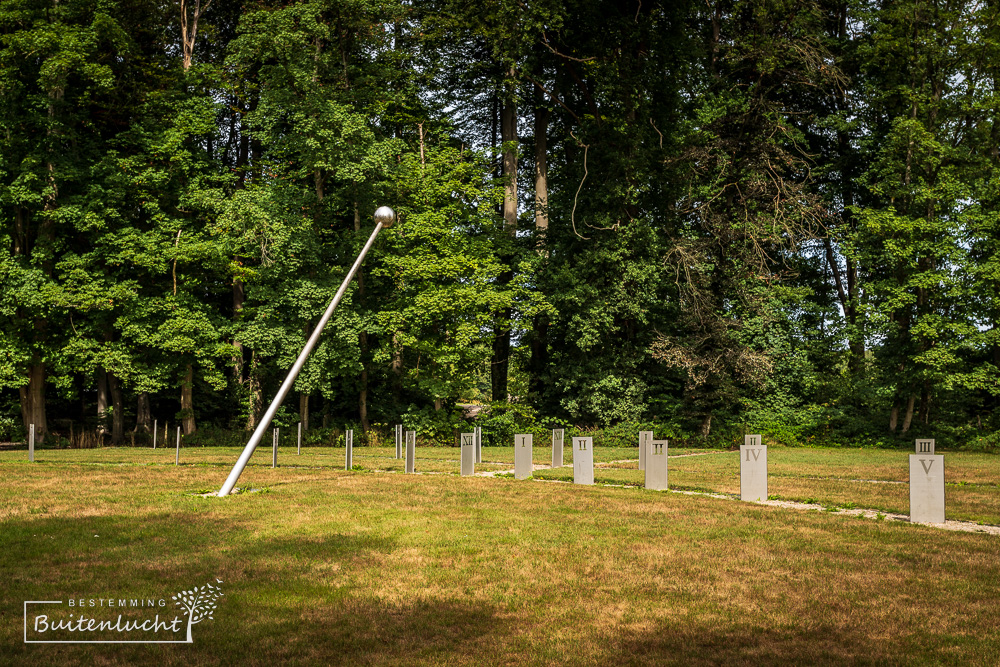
[172,579,224,643]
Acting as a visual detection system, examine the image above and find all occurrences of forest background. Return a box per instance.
[2,0,999,451]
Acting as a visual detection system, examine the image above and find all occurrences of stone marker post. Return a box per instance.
[395,425,403,459]
[910,439,944,523]
[29,424,34,463]
[405,430,416,473]
[638,431,653,471]
[740,434,767,501]
[552,429,564,468]
[345,429,353,470]
[515,434,533,480]
[297,422,302,455]
[645,439,668,490]
[475,426,482,464]
[153,419,157,449]
[175,427,181,465]
[573,437,594,485]
[460,433,475,476]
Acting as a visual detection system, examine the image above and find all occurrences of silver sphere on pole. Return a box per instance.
[374,206,396,228]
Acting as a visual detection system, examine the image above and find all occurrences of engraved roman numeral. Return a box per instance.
[920,459,934,474]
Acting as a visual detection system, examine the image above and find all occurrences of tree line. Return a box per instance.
[2,0,999,448]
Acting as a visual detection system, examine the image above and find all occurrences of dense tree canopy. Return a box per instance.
[2,0,998,448]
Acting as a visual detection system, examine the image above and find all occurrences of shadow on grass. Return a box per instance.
[3,513,511,665]
[616,623,892,665]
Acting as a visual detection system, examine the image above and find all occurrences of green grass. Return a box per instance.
[2,445,999,664]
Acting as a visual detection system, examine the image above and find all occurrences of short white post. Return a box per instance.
[475,426,482,463]
[910,439,944,523]
[297,422,302,455]
[175,427,181,465]
[638,431,653,470]
[395,424,402,459]
[272,428,278,468]
[460,433,475,476]
[345,429,353,470]
[405,430,415,473]
[152,419,158,449]
[573,437,594,485]
[740,434,768,501]
[29,424,35,462]
[514,433,533,480]
[645,439,669,490]
[552,428,564,468]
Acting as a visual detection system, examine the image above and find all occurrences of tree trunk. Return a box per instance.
[699,413,713,437]
[919,380,931,425]
[889,403,899,432]
[246,353,261,430]
[135,392,152,432]
[299,392,309,432]
[19,363,47,443]
[180,364,196,435]
[901,394,916,433]
[96,366,109,434]
[492,80,518,403]
[391,332,403,403]
[529,97,550,399]
[233,278,245,387]
[354,200,370,433]
[533,103,550,239]
[108,372,124,446]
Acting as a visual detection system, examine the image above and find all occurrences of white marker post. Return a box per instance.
[29,424,34,462]
[297,422,302,456]
[474,426,482,464]
[405,430,416,473]
[645,439,668,490]
[910,439,944,523]
[515,434,533,480]
[345,429,353,470]
[395,424,402,459]
[460,433,475,476]
[638,430,652,471]
[740,434,768,501]
[272,428,278,468]
[552,429,564,468]
[573,437,594,485]
[175,427,181,465]
[153,419,158,449]
[217,207,396,496]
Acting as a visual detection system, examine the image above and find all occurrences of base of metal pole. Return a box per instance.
[29,424,34,462]
[175,427,181,465]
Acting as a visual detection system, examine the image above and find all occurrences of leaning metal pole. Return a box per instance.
[217,206,395,496]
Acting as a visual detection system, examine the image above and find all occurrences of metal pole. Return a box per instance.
[175,427,180,465]
[345,429,353,470]
[153,419,158,449]
[297,422,302,456]
[218,207,395,496]
[272,428,278,468]
[29,424,34,462]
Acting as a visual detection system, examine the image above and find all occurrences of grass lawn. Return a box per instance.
[1,444,999,664]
